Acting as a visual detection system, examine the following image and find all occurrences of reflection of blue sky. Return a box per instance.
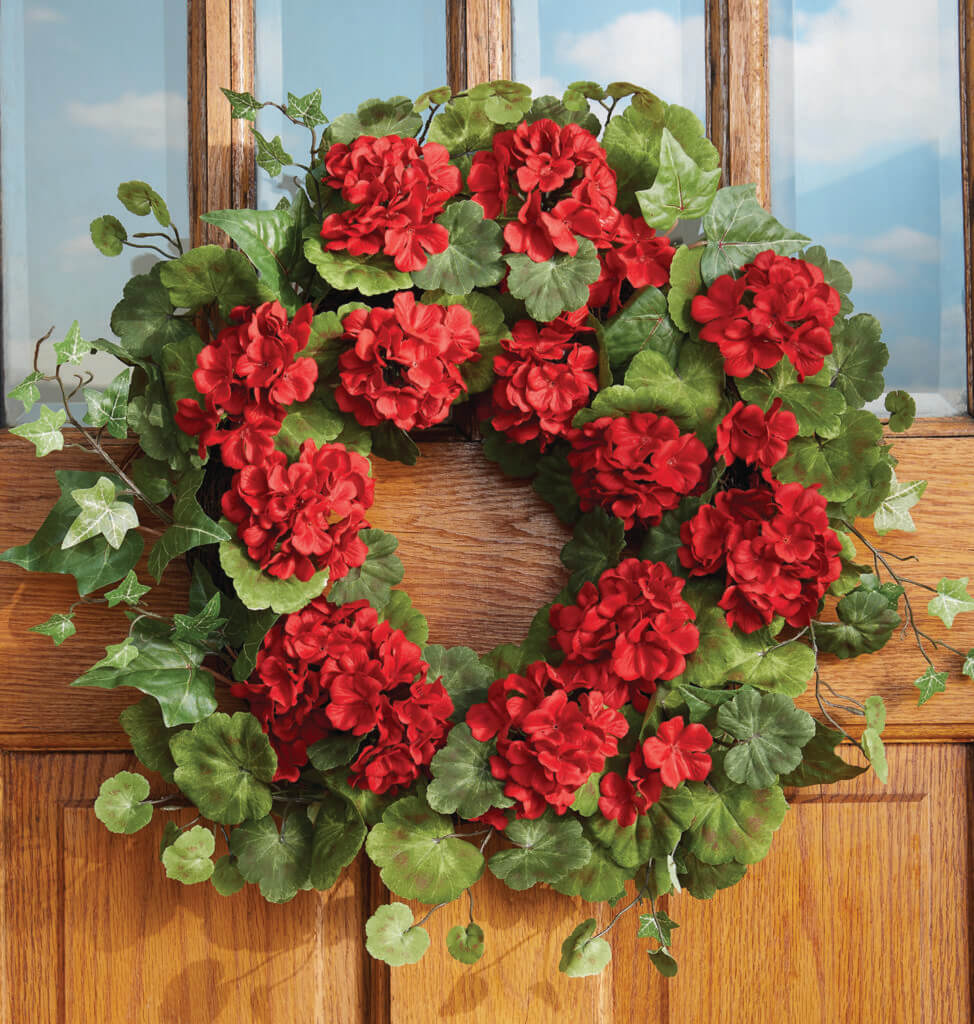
[770,0,965,414]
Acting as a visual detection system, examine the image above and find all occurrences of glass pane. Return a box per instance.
[254,0,447,208]
[511,0,706,125]
[0,0,188,423]
[770,0,965,416]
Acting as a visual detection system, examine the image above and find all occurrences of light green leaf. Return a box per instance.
[117,180,170,226]
[211,855,246,896]
[8,370,43,414]
[119,696,181,782]
[62,476,138,550]
[327,96,421,144]
[914,665,948,706]
[559,919,611,978]
[427,723,514,820]
[11,405,67,457]
[422,645,492,722]
[636,127,721,229]
[504,238,602,322]
[229,812,313,903]
[159,245,269,317]
[274,399,345,457]
[468,79,533,123]
[551,843,636,903]
[94,770,152,834]
[162,825,215,884]
[885,390,916,432]
[219,528,329,614]
[413,85,453,112]
[105,570,151,608]
[327,528,403,609]
[864,694,886,733]
[815,589,900,659]
[30,611,76,645]
[309,793,367,890]
[824,315,889,408]
[303,238,412,295]
[411,200,505,292]
[82,367,131,439]
[861,727,888,784]
[736,362,847,438]
[251,128,293,176]
[928,577,974,628]
[667,245,704,333]
[489,812,591,890]
[446,922,485,964]
[873,474,926,535]
[54,321,91,365]
[365,903,430,966]
[427,96,495,155]
[221,87,262,121]
[963,649,974,680]
[380,590,428,644]
[560,508,625,591]
[90,214,127,256]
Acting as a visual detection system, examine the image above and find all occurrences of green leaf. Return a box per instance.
[815,589,901,659]
[231,608,281,681]
[117,180,170,226]
[286,88,327,126]
[427,724,514,820]
[667,246,704,332]
[677,853,747,899]
[170,712,277,824]
[90,214,127,256]
[446,922,485,964]
[533,450,582,524]
[963,649,974,680]
[928,577,974,628]
[914,665,948,706]
[219,529,329,614]
[587,786,695,868]
[778,721,867,787]
[94,771,152,834]
[560,508,625,592]
[717,687,816,788]
[504,238,602,322]
[303,238,412,294]
[62,476,138,550]
[824,315,889,408]
[29,611,76,645]
[221,87,262,121]
[105,570,151,608]
[864,694,886,733]
[8,370,43,414]
[148,471,230,581]
[11,405,66,457]
[327,528,403,609]
[110,263,199,359]
[873,474,926,535]
[251,128,293,176]
[370,422,420,466]
[602,286,684,368]
[468,80,533,123]
[701,184,810,283]
[428,97,496,155]
[411,200,505,292]
[172,593,226,648]
[550,843,635,903]
[479,421,541,478]
[647,948,679,977]
[159,821,181,859]
[274,399,345,457]
[211,855,246,896]
[307,733,364,773]
[736,362,847,438]
[328,96,421,144]
[159,245,270,317]
[365,903,430,966]
[559,919,611,978]
[569,772,603,816]
[636,127,721,229]
[422,645,492,722]
[82,367,131,439]
[380,590,428,644]
[162,825,215,884]
[309,793,367,890]
[637,909,679,946]
[488,812,591,890]
[119,696,181,782]
[861,727,888,784]
[366,796,485,903]
[885,390,916,432]
[802,245,854,315]
[54,321,92,365]
[413,85,453,112]
[229,812,313,903]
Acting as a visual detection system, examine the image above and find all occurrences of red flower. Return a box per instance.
[221,439,374,582]
[588,214,676,315]
[336,292,481,430]
[319,134,461,271]
[691,251,840,379]
[566,412,709,529]
[641,716,713,788]
[715,399,798,472]
[598,747,664,827]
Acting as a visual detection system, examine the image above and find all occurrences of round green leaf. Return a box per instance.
[211,854,246,896]
[94,770,153,834]
[219,530,329,613]
[303,239,411,295]
[90,215,126,256]
[158,244,270,317]
[489,812,591,890]
[117,180,170,226]
[411,200,505,293]
[814,589,901,659]
[309,794,367,890]
[119,696,181,782]
[885,390,916,432]
[550,843,636,903]
[365,903,430,966]
[446,923,485,964]
[427,723,514,820]
[162,825,215,884]
[504,238,601,322]
[326,528,404,609]
[558,919,611,978]
[229,812,314,903]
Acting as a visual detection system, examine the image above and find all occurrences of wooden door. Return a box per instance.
[3,3,973,1021]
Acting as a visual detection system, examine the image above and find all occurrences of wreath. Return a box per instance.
[6,80,974,978]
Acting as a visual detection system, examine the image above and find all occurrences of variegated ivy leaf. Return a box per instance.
[11,405,67,457]
[54,320,91,365]
[873,474,926,535]
[82,367,132,439]
[29,612,76,646]
[251,128,292,176]
[104,570,151,608]
[221,86,262,121]
[8,370,43,414]
[963,649,974,680]
[914,665,948,706]
[90,639,139,671]
[928,578,974,629]
[62,476,139,550]
[637,909,679,947]
[286,88,328,127]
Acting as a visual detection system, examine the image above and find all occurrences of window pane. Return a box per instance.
[0,0,188,423]
[770,0,965,416]
[512,0,706,125]
[254,0,447,208]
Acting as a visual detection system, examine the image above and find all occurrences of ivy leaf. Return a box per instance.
[647,949,679,977]
[82,366,131,439]
[489,812,591,890]
[11,405,66,457]
[411,200,505,293]
[637,909,679,946]
[8,370,43,414]
[90,214,127,256]
[824,315,889,408]
[117,180,170,226]
[928,577,974,628]
[231,609,280,681]
[778,720,867,787]
[172,593,226,647]
[885,390,916,432]
[504,238,602,322]
[54,321,92,365]
[94,770,153,834]
[307,733,364,773]
[229,812,314,903]
[148,471,230,581]
[560,508,625,591]
[274,399,345,457]
[873,474,926,535]
[365,796,485,904]
[62,476,138,550]
[170,712,277,824]
[91,639,139,671]
[30,612,76,646]
[427,723,514,820]
[286,88,327,127]
[309,793,367,890]
[717,687,816,788]
[636,127,721,229]
[914,665,948,706]
[422,644,492,722]
[326,528,403,609]
[119,696,181,782]
[162,825,215,884]
[963,649,974,680]
[159,245,269,318]
[211,855,246,896]
[110,263,199,359]
[815,589,900,659]
[327,96,421,143]
[446,922,485,965]
[701,184,810,283]
[105,570,151,608]
[219,529,329,614]
[221,87,262,120]
[251,128,293,176]
[667,245,704,332]
[365,903,430,966]
[602,285,683,367]
[558,919,612,978]
[303,238,412,295]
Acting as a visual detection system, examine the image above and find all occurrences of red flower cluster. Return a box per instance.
[466,660,628,819]
[174,302,317,468]
[588,213,676,315]
[715,399,798,473]
[221,438,373,582]
[336,292,480,430]
[488,307,598,447]
[598,718,713,826]
[691,251,840,379]
[550,559,700,710]
[679,480,843,632]
[234,598,453,789]
[567,412,709,529]
[319,134,461,271]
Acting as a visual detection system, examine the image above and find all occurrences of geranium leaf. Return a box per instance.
[636,127,721,229]
[489,812,591,890]
[861,727,889,784]
[824,315,889,408]
[423,644,492,722]
[286,88,327,127]
[160,244,270,317]
[551,843,636,903]
[365,795,485,904]
[480,420,542,478]
[304,238,412,294]
[326,528,403,610]
[558,919,611,978]
[928,577,974,628]
[162,825,215,884]
[365,903,430,966]
[274,399,345,457]
[307,733,363,773]
[119,696,182,782]
[380,590,428,644]
[737,362,846,438]
[411,200,505,293]
[110,263,199,359]
[637,909,679,946]
[504,238,602,322]
[647,948,679,977]
[94,770,152,834]
[533,450,582,524]
[170,712,277,824]
[229,812,313,903]
[802,244,854,314]
[885,390,916,432]
[587,787,695,868]
[8,370,44,414]
[427,96,495,155]
[90,214,127,256]
[327,96,421,144]
[413,85,453,112]
[82,367,131,439]
[221,87,262,121]
[29,611,76,646]
[560,508,625,591]
[717,687,816,788]
[427,723,514,820]
[309,793,367,890]
[62,476,138,550]
[469,80,533,124]
[914,665,948,706]
[815,589,901,659]
[11,405,67,457]
[677,853,747,899]
[219,528,329,613]
[778,720,867,787]
[569,772,603,816]
[211,855,246,896]
[667,245,704,333]
[446,922,485,964]
[873,473,926,535]
[117,180,170,226]
[370,422,420,466]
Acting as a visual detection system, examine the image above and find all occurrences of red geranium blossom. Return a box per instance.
[597,746,664,827]
[691,250,840,379]
[550,558,700,710]
[566,412,709,529]
[715,399,798,472]
[641,716,713,788]
[588,213,676,315]
[234,598,453,788]
[221,438,374,582]
[319,134,461,271]
[336,291,481,430]
[679,479,843,632]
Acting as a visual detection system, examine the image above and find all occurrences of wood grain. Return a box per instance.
[960,0,974,414]
[464,0,512,87]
